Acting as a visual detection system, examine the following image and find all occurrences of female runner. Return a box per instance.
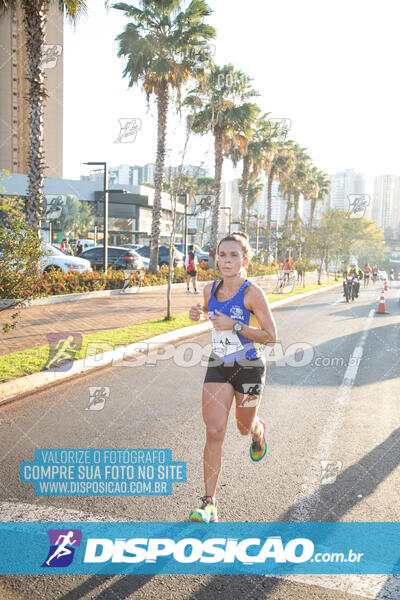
[188,232,277,522]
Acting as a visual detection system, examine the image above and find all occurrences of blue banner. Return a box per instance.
[0,522,400,574]
[20,449,186,496]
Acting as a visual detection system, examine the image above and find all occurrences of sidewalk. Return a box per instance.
[0,272,326,356]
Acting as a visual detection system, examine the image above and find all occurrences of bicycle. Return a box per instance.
[119,268,145,294]
[273,270,297,294]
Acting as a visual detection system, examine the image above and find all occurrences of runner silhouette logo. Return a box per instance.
[42,529,82,568]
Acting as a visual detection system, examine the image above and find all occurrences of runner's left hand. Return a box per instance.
[210,309,235,331]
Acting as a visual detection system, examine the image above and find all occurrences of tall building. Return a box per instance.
[165,164,210,182]
[256,179,286,227]
[328,169,365,211]
[84,163,210,187]
[142,163,155,184]
[372,174,400,232]
[0,3,63,177]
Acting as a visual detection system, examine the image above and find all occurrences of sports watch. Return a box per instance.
[232,320,244,335]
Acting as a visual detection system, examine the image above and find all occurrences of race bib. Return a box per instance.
[212,328,245,358]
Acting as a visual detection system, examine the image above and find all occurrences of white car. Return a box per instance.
[377,270,387,281]
[41,242,92,274]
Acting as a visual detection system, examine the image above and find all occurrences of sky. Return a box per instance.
[63,0,400,194]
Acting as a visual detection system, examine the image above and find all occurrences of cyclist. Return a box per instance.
[188,232,277,523]
[363,263,371,287]
[343,263,362,298]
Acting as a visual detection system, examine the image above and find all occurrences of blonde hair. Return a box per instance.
[217,231,253,275]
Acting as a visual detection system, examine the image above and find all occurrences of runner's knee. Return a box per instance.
[206,426,226,445]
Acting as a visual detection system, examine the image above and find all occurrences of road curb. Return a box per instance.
[0,282,341,403]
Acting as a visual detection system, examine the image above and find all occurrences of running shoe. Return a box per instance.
[189,496,218,523]
[193,290,200,294]
[250,418,267,462]
[186,289,192,293]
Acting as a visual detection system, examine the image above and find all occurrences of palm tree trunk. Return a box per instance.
[209,127,223,270]
[149,79,169,274]
[309,197,317,228]
[23,0,48,236]
[241,154,250,230]
[294,191,300,220]
[266,167,275,253]
[284,191,291,227]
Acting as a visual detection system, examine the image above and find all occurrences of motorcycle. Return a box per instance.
[344,275,358,302]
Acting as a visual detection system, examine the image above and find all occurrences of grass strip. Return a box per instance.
[0,313,193,383]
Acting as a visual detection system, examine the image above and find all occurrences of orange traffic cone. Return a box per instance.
[377,290,387,314]
[384,279,388,291]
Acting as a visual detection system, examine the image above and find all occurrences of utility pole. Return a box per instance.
[84,161,108,272]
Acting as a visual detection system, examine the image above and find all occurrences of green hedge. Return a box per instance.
[18,262,313,298]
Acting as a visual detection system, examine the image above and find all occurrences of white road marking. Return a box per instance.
[291,308,375,520]
[330,298,345,306]
[271,307,400,598]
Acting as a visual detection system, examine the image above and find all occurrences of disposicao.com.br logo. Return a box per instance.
[83,536,332,565]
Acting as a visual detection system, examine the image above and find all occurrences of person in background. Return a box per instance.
[363,263,371,287]
[283,258,291,282]
[76,241,83,256]
[185,244,199,294]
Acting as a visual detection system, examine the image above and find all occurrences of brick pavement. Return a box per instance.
[0,272,322,356]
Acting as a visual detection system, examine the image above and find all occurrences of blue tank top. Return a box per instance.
[208,279,263,363]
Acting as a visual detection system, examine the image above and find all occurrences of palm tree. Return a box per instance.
[0,0,91,236]
[186,64,259,268]
[310,169,330,227]
[245,173,264,229]
[113,0,216,273]
[273,140,296,227]
[291,145,311,221]
[229,104,261,228]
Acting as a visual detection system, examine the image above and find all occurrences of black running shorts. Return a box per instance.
[204,353,266,395]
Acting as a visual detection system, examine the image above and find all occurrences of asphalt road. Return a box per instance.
[0,281,399,600]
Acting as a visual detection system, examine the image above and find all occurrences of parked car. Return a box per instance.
[121,243,142,251]
[120,244,149,268]
[41,242,92,274]
[80,246,145,272]
[174,243,209,264]
[135,244,184,268]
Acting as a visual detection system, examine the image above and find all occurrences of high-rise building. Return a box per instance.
[372,174,400,232]
[84,163,210,188]
[328,169,365,211]
[142,163,155,184]
[257,179,286,227]
[0,3,63,177]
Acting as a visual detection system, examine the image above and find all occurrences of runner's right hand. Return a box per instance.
[189,303,204,321]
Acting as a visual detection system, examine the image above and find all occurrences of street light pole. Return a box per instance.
[84,161,108,272]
